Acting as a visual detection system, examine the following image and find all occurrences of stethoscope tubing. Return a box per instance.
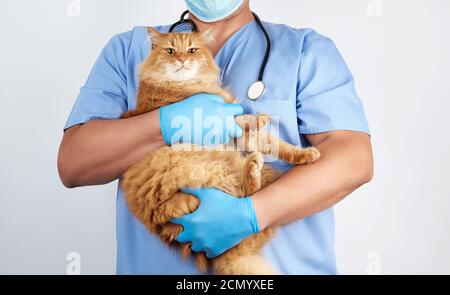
[251,12,271,82]
[169,10,198,32]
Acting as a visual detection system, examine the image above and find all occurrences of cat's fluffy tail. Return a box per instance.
[212,254,279,275]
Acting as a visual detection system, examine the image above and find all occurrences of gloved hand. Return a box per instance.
[159,93,244,145]
[172,188,260,258]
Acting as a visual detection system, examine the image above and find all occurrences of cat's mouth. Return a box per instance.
[176,65,190,72]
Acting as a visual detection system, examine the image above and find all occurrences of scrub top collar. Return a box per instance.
[214,20,256,82]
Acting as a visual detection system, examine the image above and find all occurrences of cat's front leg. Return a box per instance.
[212,88,237,104]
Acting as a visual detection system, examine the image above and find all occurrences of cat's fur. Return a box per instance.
[120,27,320,274]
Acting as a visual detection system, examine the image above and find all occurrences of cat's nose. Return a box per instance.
[178,56,187,64]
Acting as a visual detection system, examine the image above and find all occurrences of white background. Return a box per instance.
[1,0,449,274]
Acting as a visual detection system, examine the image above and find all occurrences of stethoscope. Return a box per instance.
[169,10,271,101]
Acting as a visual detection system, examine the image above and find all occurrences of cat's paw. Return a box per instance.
[244,152,264,194]
[247,152,264,175]
[152,208,171,225]
[153,193,200,225]
[291,147,321,165]
[160,223,183,243]
[254,113,271,130]
[235,114,271,131]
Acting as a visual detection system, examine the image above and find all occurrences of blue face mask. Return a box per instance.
[185,0,244,23]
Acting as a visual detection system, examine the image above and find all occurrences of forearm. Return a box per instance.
[58,109,165,187]
[252,131,373,229]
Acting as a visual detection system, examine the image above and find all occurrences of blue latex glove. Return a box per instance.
[172,188,260,258]
[159,93,244,145]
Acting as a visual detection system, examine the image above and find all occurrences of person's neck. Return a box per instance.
[189,4,254,56]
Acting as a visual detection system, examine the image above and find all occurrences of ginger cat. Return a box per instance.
[120,27,320,275]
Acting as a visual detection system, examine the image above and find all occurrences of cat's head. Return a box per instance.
[140,27,219,84]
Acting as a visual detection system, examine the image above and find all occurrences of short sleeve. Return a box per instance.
[64,32,132,130]
[297,30,370,135]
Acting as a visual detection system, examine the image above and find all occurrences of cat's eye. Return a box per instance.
[165,48,175,54]
[188,48,199,54]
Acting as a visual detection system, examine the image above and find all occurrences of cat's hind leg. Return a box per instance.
[274,137,321,165]
[241,131,321,165]
[212,253,278,275]
[233,112,318,167]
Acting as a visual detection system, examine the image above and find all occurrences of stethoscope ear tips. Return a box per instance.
[248,81,266,100]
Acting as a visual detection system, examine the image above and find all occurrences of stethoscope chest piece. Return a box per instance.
[248,81,266,100]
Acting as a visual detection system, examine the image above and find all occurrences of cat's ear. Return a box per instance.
[147,27,162,46]
[199,28,215,45]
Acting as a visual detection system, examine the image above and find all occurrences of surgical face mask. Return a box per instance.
[185,0,244,23]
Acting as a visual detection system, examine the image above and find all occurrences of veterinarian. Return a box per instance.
[58,0,373,274]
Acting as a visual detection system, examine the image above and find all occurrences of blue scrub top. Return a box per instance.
[65,20,370,275]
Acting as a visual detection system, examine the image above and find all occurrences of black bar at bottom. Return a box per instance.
[0,275,448,294]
